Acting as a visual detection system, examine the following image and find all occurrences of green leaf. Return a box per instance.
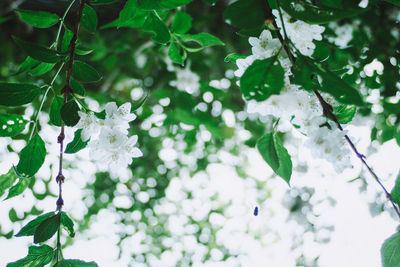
[0,82,41,106]
[137,0,193,10]
[13,37,63,63]
[391,172,400,206]
[61,100,81,127]
[61,29,74,53]
[15,212,55,237]
[293,55,363,105]
[224,53,248,63]
[16,9,60,28]
[333,104,357,124]
[75,48,94,56]
[50,96,64,127]
[65,129,89,154]
[0,113,27,137]
[72,61,102,83]
[102,0,148,29]
[279,0,369,24]
[0,168,19,198]
[82,4,98,32]
[171,11,192,34]
[168,41,186,66]
[18,57,41,73]
[54,259,98,267]
[119,0,147,28]
[179,33,224,52]
[29,62,56,76]
[381,231,400,267]
[16,134,46,177]
[257,132,292,184]
[34,213,61,243]
[224,0,267,29]
[142,12,170,44]
[60,212,75,238]
[6,245,54,267]
[132,94,148,111]
[90,0,119,4]
[384,0,400,6]
[70,78,86,96]
[240,57,285,101]
[5,178,30,200]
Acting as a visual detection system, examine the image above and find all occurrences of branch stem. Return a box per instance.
[56,0,87,210]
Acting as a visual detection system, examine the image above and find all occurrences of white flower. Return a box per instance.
[248,30,281,59]
[169,65,200,94]
[97,127,128,151]
[272,10,324,56]
[304,124,352,173]
[328,23,353,47]
[89,134,142,170]
[104,102,136,132]
[122,135,143,159]
[234,55,256,78]
[76,111,100,141]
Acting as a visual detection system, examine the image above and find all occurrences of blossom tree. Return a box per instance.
[0,0,400,266]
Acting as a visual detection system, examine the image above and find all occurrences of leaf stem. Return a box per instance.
[54,0,77,48]
[265,0,400,220]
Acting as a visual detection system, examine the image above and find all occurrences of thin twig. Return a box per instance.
[56,0,87,210]
[265,0,400,220]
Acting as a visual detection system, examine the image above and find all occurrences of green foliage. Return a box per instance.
[61,101,81,127]
[0,114,27,137]
[137,0,193,10]
[81,4,98,32]
[1,0,400,265]
[224,0,266,29]
[5,178,30,200]
[391,173,400,206]
[54,259,98,267]
[333,104,357,124]
[381,231,400,267]
[171,11,192,34]
[0,83,40,106]
[0,168,19,198]
[16,9,60,28]
[15,212,55,237]
[142,12,171,44]
[257,132,292,184]
[240,58,284,101]
[72,61,102,83]
[6,245,54,267]
[70,78,86,96]
[60,212,75,238]
[178,33,225,52]
[13,37,64,63]
[33,212,61,243]
[278,0,367,24]
[168,41,186,65]
[50,97,64,127]
[105,0,147,28]
[65,129,89,154]
[16,134,46,177]
[293,55,363,105]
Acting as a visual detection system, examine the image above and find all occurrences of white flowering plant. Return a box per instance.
[0,0,400,266]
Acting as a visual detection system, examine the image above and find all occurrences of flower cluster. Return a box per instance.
[234,10,352,173]
[272,10,324,57]
[76,102,142,173]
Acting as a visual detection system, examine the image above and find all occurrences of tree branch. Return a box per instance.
[56,0,87,210]
[265,0,400,220]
